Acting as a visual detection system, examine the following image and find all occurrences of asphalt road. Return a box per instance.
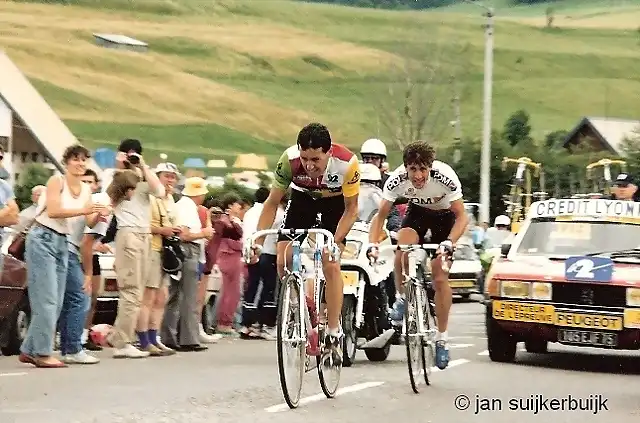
[1,297,639,423]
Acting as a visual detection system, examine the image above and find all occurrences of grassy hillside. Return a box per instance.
[2,0,640,169]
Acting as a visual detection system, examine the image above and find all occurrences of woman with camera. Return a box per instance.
[105,139,165,359]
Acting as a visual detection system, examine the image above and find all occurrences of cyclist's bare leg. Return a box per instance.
[431,254,452,333]
[321,244,344,332]
[275,241,294,280]
[389,228,420,323]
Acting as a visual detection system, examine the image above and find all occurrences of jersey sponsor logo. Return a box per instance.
[293,175,312,182]
[409,195,445,205]
[431,170,458,191]
[385,173,406,191]
[275,162,287,179]
[347,170,360,184]
[327,174,339,184]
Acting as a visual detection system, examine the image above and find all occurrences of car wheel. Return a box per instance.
[486,306,517,363]
[0,297,30,356]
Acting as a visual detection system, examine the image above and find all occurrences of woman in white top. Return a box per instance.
[19,145,105,369]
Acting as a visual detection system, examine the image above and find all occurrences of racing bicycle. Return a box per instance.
[244,227,341,409]
[374,244,448,393]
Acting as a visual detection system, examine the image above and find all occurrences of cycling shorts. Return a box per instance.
[401,203,455,245]
[277,189,345,244]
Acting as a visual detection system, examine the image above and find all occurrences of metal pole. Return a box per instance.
[479,8,494,225]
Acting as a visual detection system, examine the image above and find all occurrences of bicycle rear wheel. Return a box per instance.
[405,279,426,394]
[276,274,306,409]
[422,282,437,386]
[317,281,342,398]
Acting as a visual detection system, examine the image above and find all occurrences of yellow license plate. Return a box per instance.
[341,271,359,288]
[492,300,555,324]
[624,309,640,329]
[450,280,475,288]
[555,312,622,331]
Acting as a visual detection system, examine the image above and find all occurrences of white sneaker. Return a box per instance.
[200,330,222,344]
[113,344,150,359]
[61,350,100,365]
[260,326,277,341]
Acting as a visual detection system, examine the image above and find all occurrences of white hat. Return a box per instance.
[360,163,381,182]
[155,162,180,175]
[494,215,510,226]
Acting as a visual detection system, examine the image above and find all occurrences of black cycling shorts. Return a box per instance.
[401,203,455,245]
[277,189,345,243]
[92,254,101,276]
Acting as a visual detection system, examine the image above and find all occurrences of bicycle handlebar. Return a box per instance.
[243,228,337,263]
[370,243,450,273]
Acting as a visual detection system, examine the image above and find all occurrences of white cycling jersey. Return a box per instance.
[382,160,463,210]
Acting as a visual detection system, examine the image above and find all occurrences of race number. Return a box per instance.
[564,256,613,282]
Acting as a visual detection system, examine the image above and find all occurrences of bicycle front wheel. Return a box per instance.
[276,274,305,409]
[405,279,426,394]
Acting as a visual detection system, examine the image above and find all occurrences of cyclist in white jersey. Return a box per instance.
[368,141,469,369]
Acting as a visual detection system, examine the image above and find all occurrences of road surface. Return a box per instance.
[1,298,638,423]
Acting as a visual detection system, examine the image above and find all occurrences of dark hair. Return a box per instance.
[84,169,98,181]
[118,138,142,154]
[107,169,140,205]
[220,192,241,211]
[254,187,269,203]
[297,123,331,153]
[403,141,436,167]
[62,144,91,164]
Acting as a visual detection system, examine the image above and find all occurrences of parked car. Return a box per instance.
[449,239,483,300]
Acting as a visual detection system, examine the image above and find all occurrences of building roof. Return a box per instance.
[562,116,640,155]
[0,50,99,172]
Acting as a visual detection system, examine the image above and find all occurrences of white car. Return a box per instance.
[449,242,483,299]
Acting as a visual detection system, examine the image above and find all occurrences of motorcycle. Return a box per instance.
[336,220,396,367]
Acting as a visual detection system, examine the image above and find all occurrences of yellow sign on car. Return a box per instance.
[555,312,622,331]
[341,271,359,289]
[624,309,640,329]
[492,300,555,324]
[450,280,475,288]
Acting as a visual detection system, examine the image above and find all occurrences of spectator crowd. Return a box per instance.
[3,138,287,368]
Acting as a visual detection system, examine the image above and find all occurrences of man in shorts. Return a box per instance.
[368,141,469,369]
[252,122,360,365]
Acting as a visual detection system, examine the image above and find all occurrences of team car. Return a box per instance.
[485,198,640,362]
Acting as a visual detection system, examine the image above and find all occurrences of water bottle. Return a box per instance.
[292,241,301,273]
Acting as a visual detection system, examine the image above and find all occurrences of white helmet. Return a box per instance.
[494,215,510,226]
[360,138,387,158]
[360,163,381,182]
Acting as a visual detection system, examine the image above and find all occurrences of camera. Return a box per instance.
[127,153,141,165]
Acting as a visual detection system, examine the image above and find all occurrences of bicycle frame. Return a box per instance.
[244,228,337,355]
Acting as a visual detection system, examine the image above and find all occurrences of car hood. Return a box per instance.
[492,255,640,286]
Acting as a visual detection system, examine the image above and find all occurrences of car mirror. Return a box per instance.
[500,243,511,257]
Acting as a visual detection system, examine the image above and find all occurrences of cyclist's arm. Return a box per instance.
[369,199,393,244]
[335,157,360,246]
[256,151,291,245]
[448,199,469,244]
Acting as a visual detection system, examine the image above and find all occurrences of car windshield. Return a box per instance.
[515,217,640,256]
[454,244,478,260]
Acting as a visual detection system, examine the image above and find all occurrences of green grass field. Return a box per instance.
[2,0,640,169]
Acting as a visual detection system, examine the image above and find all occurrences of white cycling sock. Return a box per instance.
[436,331,448,342]
[327,326,342,337]
[396,292,405,300]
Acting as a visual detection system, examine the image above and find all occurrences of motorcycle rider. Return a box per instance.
[358,163,383,222]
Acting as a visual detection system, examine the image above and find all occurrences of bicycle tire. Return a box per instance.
[317,280,342,398]
[405,279,426,394]
[276,274,305,409]
[422,281,436,386]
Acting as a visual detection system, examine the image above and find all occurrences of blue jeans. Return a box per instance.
[20,225,69,357]
[58,248,90,355]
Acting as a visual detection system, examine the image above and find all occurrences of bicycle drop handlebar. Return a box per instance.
[243,228,337,263]
[370,243,450,273]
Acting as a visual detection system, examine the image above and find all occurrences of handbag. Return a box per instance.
[154,198,184,276]
[8,206,46,261]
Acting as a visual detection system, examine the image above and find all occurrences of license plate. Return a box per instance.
[450,280,475,288]
[557,329,617,347]
[492,300,555,324]
[341,271,359,288]
[555,311,622,331]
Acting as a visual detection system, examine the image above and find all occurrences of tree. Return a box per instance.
[375,41,471,149]
[14,164,51,210]
[502,109,532,147]
[544,130,568,148]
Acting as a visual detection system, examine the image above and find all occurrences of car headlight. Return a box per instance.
[627,288,640,306]
[531,282,552,301]
[341,240,362,260]
[500,280,530,299]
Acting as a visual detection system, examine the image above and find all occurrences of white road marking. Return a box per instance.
[448,343,474,349]
[264,381,385,412]
[477,350,489,356]
[0,372,27,377]
[430,358,470,372]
